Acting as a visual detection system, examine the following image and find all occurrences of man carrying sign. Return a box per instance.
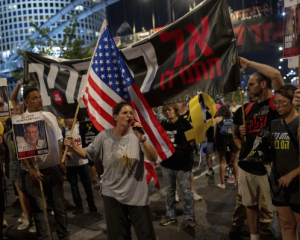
[21,87,70,240]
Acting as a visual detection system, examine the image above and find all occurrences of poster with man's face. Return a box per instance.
[12,111,49,159]
[0,78,10,117]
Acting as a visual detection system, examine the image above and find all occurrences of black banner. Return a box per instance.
[120,0,240,106]
[23,52,90,119]
[233,15,283,54]
[24,0,240,113]
[78,120,99,148]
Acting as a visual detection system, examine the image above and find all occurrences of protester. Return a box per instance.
[237,57,284,240]
[230,91,273,238]
[0,148,5,239]
[205,108,215,177]
[10,81,34,232]
[159,104,195,227]
[224,100,231,109]
[230,100,241,114]
[214,105,238,189]
[21,87,70,240]
[178,102,202,201]
[0,118,34,231]
[269,85,300,240]
[63,118,97,214]
[64,102,158,240]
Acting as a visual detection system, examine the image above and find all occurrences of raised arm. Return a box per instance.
[10,78,23,109]
[232,124,242,150]
[64,136,87,159]
[239,57,284,91]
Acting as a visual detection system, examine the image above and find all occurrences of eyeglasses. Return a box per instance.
[273,101,287,107]
[247,80,261,87]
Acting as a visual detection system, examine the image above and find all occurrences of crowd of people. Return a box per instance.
[0,55,299,240]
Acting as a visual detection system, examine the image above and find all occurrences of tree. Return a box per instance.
[12,15,95,77]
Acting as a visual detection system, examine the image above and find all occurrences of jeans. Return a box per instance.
[103,195,156,240]
[161,166,194,220]
[25,167,69,240]
[66,163,94,208]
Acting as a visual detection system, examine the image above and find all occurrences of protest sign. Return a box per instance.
[0,78,10,117]
[12,111,49,159]
[78,121,99,148]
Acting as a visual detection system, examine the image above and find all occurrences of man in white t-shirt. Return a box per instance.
[21,87,70,240]
[230,100,241,114]
[63,118,97,214]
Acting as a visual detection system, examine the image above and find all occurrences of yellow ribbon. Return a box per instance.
[184,93,216,144]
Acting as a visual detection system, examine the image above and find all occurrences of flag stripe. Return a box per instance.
[87,81,114,121]
[131,83,175,157]
[84,90,114,130]
[129,99,167,161]
[85,88,116,127]
[82,96,105,132]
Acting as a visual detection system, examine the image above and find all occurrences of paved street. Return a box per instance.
[3,154,283,240]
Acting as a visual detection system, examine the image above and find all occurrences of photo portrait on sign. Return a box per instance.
[12,112,49,159]
[0,78,10,117]
[284,5,299,57]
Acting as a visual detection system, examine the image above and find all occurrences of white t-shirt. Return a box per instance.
[64,123,89,167]
[230,105,241,113]
[21,110,63,170]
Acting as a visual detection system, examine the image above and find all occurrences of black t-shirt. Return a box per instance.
[206,111,214,143]
[239,96,280,160]
[270,116,300,204]
[233,104,249,126]
[161,117,193,171]
[179,110,191,122]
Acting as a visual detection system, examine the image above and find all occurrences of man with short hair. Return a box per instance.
[16,123,47,152]
[233,57,284,240]
[21,87,70,240]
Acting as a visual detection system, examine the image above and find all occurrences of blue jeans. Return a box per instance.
[25,167,69,240]
[161,166,194,220]
[66,163,94,208]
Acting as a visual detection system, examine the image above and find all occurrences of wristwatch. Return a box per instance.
[139,137,147,143]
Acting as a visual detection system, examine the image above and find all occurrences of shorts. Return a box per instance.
[206,142,214,154]
[18,167,27,192]
[216,136,238,153]
[9,165,19,182]
[272,199,300,214]
[238,166,274,211]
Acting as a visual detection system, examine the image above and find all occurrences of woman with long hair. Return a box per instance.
[64,102,158,240]
[214,105,238,189]
[270,85,300,240]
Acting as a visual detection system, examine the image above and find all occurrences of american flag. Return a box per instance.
[81,20,175,188]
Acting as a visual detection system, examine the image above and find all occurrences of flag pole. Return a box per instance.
[240,90,246,142]
[34,157,53,240]
[61,97,82,163]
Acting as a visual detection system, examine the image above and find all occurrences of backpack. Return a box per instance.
[219,116,233,136]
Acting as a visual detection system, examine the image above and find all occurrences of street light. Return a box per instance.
[280,59,283,62]
[279,66,281,69]
[279,47,283,50]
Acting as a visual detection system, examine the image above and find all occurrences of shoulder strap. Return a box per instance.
[245,102,255,116]
[283,118,299,152]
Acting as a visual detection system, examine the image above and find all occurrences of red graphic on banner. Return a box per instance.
[53,90,63,105]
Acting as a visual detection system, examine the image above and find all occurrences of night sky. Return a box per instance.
[106,0,277,36]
